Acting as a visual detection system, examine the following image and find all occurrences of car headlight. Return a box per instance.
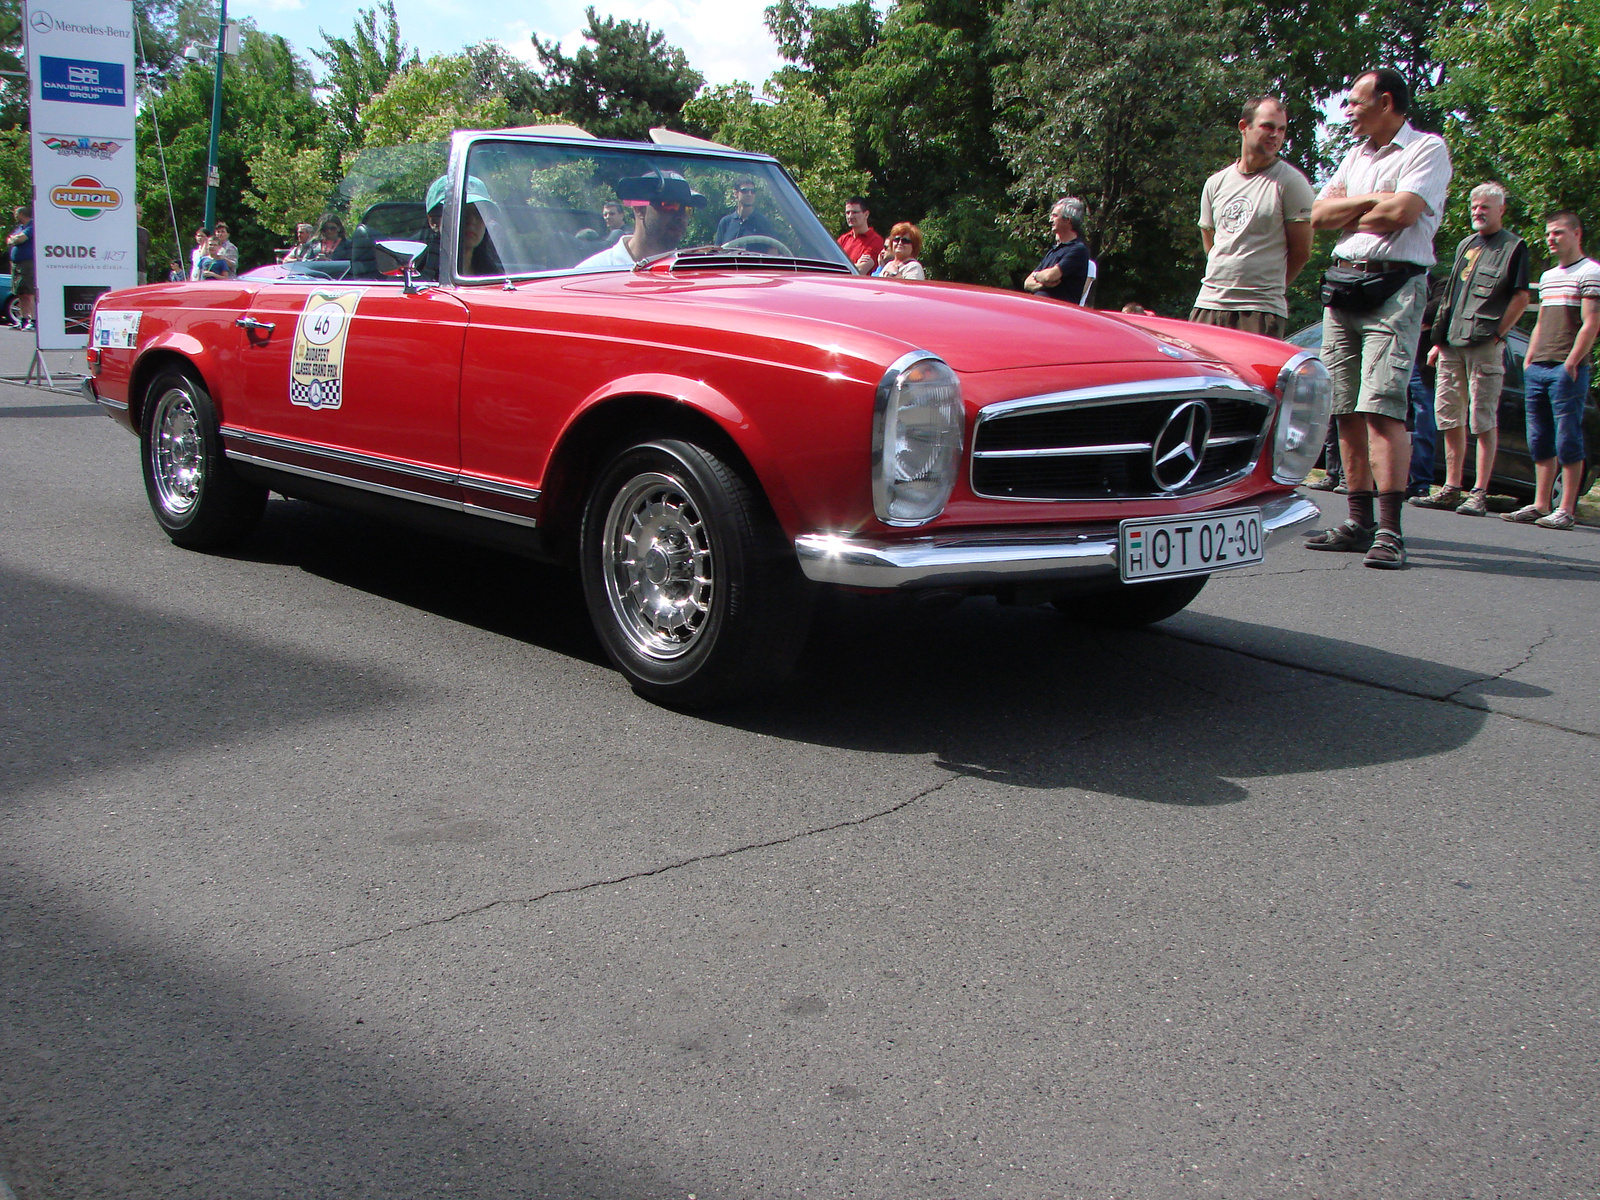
[872,351,964,525]
[1271,351,1333,484]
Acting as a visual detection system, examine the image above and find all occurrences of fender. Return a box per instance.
[560,371,804,531]
[128,331,229,425]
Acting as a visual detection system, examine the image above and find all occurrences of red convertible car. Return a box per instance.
[84,129,1329,704]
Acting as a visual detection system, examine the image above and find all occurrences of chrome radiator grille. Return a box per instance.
[970,376,1274,501]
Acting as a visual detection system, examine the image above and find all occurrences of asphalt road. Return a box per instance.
[3,332,1597,1199]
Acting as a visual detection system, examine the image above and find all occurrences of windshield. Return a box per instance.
[457,139,854,277]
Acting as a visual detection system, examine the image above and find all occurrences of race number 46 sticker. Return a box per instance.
[290,289,362,410]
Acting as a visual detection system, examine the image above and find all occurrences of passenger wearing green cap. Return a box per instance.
[423,174,500,278]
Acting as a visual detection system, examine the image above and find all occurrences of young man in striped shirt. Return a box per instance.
[1503,211,1600,530]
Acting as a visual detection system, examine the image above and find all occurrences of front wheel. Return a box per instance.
[579,439,812,706]
[140,367,267,549]
[1050,575,1208,628]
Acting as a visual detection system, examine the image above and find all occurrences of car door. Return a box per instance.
[226,279,470,507]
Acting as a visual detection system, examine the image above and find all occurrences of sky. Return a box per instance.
[228,0,788,89]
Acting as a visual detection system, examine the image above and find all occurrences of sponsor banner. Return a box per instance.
[290,290,363,409]
[25,1,136,348]
[38,132,127,161]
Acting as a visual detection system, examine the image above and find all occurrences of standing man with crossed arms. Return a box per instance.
[1306,68,1452,569]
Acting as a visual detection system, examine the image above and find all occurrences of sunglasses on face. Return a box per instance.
[736,187,756,194]
[890,236,911,245]
[651,201,685,213]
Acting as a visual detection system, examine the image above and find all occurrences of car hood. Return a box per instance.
[559,271,1215,375]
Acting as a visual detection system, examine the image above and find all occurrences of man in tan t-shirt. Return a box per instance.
[1191,95,1315,339]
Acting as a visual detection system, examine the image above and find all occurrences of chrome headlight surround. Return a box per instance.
[872,350,965,526]
[1271,350,1334,484]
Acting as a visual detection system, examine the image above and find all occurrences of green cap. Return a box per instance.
[426,174,493,214]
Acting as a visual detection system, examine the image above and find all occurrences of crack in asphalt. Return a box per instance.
[1442,626,1557,702]
[1157,625,1598,742]
[269,772,965,967]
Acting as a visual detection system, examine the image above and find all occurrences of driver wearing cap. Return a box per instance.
[578,169,706,269]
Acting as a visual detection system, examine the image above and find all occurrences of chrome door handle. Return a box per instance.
[234,316,275,332]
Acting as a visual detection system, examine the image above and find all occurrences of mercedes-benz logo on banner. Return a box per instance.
[1152,400,1211,491]
[30,9,52,33]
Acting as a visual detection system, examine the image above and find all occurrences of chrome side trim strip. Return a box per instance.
[220,426,543,526]
[462,502,540,528]
[227,449,465,512]
[795,492,1319,589]
[974,441,1152,459]
[223,426,458,486]
[459,475,543,503]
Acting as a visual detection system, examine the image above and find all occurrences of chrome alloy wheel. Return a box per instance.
[149,386,205,517]
[603,471,715,660]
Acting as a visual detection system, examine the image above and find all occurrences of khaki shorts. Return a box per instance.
[1320,272,1426,422]
[1434,339,1505,434]
[1188,307,1286,339]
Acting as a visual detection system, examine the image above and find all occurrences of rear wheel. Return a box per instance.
[579,439,812,706]
[2,294,17,326]
[140,367,266,549]
[1050,575,1208,628]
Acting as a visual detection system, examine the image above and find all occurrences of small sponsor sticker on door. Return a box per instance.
[290,289,361,410]
[91,308,140,348]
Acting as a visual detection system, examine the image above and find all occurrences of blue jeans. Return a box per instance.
[1407,363,1437,492]
[1524,362,1590,464]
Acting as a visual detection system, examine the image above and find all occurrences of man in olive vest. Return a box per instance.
[1410,182,1531,515]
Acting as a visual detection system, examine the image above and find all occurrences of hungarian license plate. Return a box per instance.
[1119,508,1263,582]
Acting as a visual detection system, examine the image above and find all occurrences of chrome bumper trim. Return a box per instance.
[794,493,1319,589]
[81,377,128,411]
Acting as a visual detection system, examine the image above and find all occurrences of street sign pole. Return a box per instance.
[202,0,226,232]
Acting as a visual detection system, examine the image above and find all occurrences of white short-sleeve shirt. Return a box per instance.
[1321,122,1453,267]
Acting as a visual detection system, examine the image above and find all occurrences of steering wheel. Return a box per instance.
[721,234,793,257]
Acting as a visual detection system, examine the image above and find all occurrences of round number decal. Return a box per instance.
[302,301,347,346]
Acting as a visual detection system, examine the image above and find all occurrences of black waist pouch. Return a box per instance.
[1321,263,1424,312]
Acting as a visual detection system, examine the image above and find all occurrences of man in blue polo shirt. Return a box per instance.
[1023,197,1091,303]
[715,177,778,245]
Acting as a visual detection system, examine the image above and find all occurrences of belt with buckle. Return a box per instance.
[1337,259,1419,274]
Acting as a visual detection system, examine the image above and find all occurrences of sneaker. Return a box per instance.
[1409,485,1466,510]
[1502,504,1548,523]
[1534,509,1575,530]
[1305,519,1376,552]
[1363,529,1406,569]
[1305,473,1339,492]
[1455,490,1489,516]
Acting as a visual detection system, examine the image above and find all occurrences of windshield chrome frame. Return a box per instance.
[443,130,852,286]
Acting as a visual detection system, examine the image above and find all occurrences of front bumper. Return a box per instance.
[794,492,1319,589]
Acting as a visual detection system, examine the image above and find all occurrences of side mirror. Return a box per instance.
[374,238,429,293]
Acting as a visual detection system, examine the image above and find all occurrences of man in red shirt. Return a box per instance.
[838,196,883,276]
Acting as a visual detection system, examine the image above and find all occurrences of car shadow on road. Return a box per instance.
[198,499,1534,809]
[731,595,1543,807]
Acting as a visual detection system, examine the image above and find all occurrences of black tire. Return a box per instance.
[140,367,267,549]
[579,439,813,706]
[1050,575,1208,628]
[2,294,17,326]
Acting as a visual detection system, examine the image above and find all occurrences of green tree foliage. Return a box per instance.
[528,7,703,141]
[313,0,416,153]
[361,53,513,146]
[239,142,337,236]
[766,0,880,96]
[994,0,1254,310]
[1432,0,1600,257]
[682,81,869,223]
[138,30,326,267]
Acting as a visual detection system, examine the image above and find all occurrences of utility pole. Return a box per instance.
[202,0,227,233]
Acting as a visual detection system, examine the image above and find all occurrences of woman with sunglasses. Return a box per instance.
[874,223,926,280]
[308,214,352,262]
